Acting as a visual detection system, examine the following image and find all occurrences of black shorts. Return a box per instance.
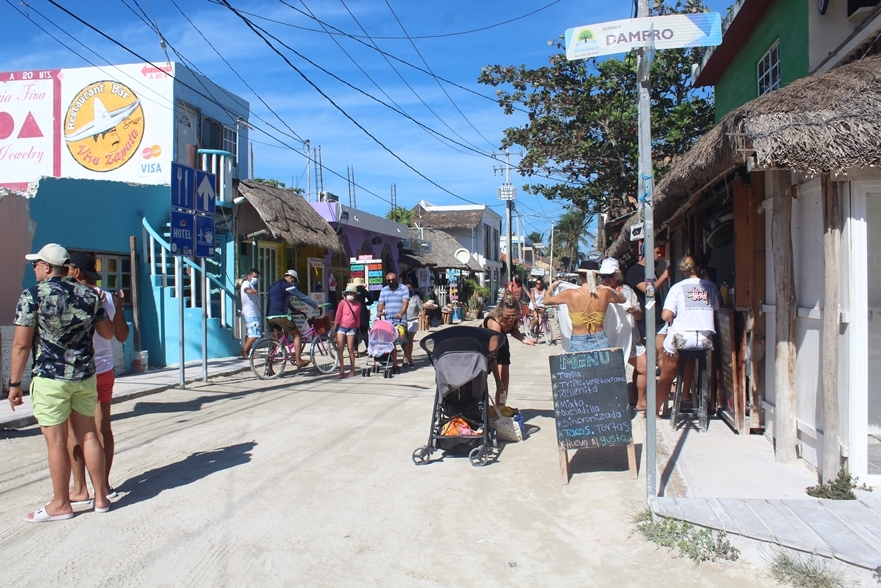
[496,337,511,366]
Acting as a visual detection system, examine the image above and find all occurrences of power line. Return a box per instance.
[219,0,490,205]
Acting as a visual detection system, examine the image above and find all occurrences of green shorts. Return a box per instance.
[31,375,98,427]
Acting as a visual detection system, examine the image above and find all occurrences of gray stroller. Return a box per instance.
[411,326,506,467]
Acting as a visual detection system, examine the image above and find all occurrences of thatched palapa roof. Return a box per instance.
[410,204,483,230]
[238,180,343,253]
[403,227,482,271]
[608,55,881,257]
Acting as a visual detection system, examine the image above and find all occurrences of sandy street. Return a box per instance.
[0,337,771,586]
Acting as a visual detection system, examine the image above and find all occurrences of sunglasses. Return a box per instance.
[502,313,519,320]
[31,260,43,268]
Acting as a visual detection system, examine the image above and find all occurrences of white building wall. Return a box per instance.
[810,5,881,73]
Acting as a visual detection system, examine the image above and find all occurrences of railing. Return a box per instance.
[198,149,234,204]
[141,217,236,329]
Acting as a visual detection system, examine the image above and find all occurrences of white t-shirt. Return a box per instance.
[663,278,720,332]
[93,288,116,375]
[241,278,260,317]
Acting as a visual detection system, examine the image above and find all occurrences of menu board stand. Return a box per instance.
[549,348,638,484]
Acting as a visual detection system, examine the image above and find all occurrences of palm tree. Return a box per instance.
[555,210,595,272]
[386,206,413,225]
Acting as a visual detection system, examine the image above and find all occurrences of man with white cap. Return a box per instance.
[8,244,114,522]
[266,269,316,369]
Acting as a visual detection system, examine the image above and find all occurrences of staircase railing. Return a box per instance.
[141,217,236,329]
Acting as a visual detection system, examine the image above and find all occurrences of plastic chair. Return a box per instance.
[670,349,712,432]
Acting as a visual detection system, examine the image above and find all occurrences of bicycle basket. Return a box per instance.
[309,315,331,335]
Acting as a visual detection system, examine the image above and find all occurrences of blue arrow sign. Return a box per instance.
[171,162,195,210]
[195,215,216,258]
[195,170,217,215]
[170,211,195,257]
[565,12,722,61]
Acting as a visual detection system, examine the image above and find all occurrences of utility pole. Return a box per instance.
[496,148,516,283]
[637,0,658,499]
[550,226,555,281]
[305,140,311,201]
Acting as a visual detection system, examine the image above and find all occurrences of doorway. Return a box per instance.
[866,191,881,475]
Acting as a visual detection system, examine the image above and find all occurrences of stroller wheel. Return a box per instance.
[412,446,432,465]
[468,446,491,467]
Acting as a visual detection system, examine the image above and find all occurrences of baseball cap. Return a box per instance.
[285,269,299,279]
[598,258,620,275]
[25,243,70,267]
[577,260,599,273]
[68,251,102,282]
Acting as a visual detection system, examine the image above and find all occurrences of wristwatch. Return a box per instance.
[8,381,21,388]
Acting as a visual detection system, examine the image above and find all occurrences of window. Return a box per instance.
[201,117,223,150]
[223,125,238,166]
[757,42,780,96]
[68,251,132,306]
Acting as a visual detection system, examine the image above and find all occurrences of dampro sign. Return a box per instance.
[564,12,721,60]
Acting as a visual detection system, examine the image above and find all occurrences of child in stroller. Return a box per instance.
[412,326,506,467]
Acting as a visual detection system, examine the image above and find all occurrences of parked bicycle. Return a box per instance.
[249,306,338,379]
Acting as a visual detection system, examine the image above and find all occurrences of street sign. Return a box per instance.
[170,210,195,256]
[171,162,195,210]
[195,169,216,214]
[195,215,215,258]
[565,12,721,61]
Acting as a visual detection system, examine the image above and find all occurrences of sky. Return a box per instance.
[0,0,731,243]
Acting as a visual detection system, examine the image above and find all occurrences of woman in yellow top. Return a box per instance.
[546,260,626,352]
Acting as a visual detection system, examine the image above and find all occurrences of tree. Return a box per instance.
[477,0,714,219]
[252,178,304,194]
[386,206,413,225]
[555,209,595,272]
[527,230,544,246]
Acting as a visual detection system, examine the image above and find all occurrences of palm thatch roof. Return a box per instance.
[403,227,482,271]
[608,55,881,257]
[410,203,483,230]
[238,180,344,253]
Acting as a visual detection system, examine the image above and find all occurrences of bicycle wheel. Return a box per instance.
[250,338,288,379]
[310,334,338,375]
[542,318,554,345]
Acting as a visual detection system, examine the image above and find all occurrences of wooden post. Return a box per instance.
[559,447,570,484]
[772,171,797,463]
[129,236,142,352]
[821,175,841,481]
[750,172,767,431]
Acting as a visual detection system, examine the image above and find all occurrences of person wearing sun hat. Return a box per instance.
[9,244,114,522]
[351,277,373,355]
[332,282,362,377]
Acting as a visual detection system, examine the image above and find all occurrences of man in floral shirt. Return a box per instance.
[7,243,114,522]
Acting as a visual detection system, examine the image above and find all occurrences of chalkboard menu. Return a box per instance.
[548,348,631,450]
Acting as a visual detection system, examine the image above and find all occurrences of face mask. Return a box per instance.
[388,280,398,289]
[251,277,258,286]
[346,294,356,301]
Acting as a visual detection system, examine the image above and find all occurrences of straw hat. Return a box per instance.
[343,283,357,293]
[351,277,365,287]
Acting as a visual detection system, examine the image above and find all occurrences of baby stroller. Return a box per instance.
[412,326,506,467]
[364,319,405,378]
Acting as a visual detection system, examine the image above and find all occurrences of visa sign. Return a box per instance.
[565,12,721,61]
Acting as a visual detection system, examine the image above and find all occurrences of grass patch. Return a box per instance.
[806,468,874,500]
[769,550,850,588]
[634,508,739,563]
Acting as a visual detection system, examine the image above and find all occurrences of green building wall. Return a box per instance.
[713,0,809,121]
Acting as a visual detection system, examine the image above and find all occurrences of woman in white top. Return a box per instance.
[655,255,721,415]
[527,277,547,335]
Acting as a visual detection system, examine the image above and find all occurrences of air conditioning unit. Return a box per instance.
[319,191,339,203]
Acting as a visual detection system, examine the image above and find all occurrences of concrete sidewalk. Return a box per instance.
[0,357,251,429]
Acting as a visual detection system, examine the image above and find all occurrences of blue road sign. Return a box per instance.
[171,162,195,210]
[170,210,195,256]
[195,215,216,258]
[195,170,217,214]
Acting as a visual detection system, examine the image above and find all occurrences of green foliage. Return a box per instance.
[478,0,714,218]
[806,468,873,500]
[386,206,413,225]
[769,550,849,588]
[555,209,595,272]
[635,510,739,564]
[252,178,304,194]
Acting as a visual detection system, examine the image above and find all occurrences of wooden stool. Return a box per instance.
[418,310,429,331]
[442,311,451,325]
[670,348,712,432]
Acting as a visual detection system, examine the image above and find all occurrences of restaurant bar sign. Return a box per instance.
[565,12,721,60]
[349,257,384,291]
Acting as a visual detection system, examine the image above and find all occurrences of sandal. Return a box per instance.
[337,372,346,379]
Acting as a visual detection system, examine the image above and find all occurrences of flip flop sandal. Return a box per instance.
[25,506,74,523]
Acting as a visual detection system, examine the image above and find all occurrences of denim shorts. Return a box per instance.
[569,331,610,352]
[336,326,357,336]
[243,314,261,337]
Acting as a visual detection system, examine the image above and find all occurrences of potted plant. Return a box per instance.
[466,293,482,320]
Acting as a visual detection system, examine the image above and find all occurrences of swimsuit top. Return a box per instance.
[567,288,605,333]
[531,289,545,307]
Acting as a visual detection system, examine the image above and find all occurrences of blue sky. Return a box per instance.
[0,0,730,242]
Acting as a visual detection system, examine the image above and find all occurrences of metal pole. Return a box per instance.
[176,256,185,389]
[201,257,208,383]
[305,140,311,202]
[506,201,513,283]
[637,0,657,500]
[550,226,554,280]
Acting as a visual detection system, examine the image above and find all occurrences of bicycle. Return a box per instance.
[521,304,554,346]
[249,308,338,379]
